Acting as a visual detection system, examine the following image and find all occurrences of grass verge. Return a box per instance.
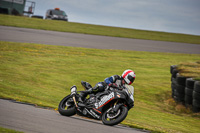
[0,41,200,133]
[0,14,200,44]
[0,127,23,133]
[176,61,200,80]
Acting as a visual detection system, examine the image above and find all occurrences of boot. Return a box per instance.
[79,88,93,103]
[81,81,92,90]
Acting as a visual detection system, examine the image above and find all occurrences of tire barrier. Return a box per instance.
[170,65,200,113]
[185,78,195,105]
[193,81,200,112]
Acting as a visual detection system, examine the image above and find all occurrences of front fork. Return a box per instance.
[70,86,78,108]
[112,100,123,112]
[113,100,118,108]
[72,95,78,108]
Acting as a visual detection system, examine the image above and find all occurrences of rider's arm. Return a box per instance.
[104,75,121,85]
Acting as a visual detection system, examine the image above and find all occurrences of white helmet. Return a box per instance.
[122,69,136,85]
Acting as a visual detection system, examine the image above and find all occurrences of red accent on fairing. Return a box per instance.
[97,97,115,109]
[93,108,102,114]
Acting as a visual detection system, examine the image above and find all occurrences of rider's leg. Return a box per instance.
[79,82,105,102]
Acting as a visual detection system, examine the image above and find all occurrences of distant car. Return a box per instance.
[45,8,68,21]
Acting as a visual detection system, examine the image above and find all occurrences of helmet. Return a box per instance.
[122,69,136,85]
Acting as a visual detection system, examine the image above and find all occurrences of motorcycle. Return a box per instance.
[58,81,134,126]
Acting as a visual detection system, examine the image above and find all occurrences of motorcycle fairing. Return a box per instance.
[92,90,129,115]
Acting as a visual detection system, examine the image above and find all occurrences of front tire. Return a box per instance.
[58,95,76,116]
[102,106,128,126]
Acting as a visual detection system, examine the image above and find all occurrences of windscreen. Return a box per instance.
[125,85,134,101]
[52,10,66,16]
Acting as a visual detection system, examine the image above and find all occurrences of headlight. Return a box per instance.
[70,85,77,95]
[53,15,58,18]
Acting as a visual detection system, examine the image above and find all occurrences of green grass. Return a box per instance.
[0,14,200,44]
[177,61,200,80]
[0,127,23,133]
[0,41,200,133]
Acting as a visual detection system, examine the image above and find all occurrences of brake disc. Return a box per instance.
[106,108,121,119]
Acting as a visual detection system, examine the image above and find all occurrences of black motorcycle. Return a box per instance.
[58,81,134,126]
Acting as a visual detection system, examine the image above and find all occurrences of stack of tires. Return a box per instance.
[175,73,187,104]
[170,65,178,99]
[185,78,195,106]
[170,65,200,113]
[170,65,186,104]
[193,81,200,112]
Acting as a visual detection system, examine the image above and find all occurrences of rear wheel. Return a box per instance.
[58,95,76,116]
[102,105,128,126]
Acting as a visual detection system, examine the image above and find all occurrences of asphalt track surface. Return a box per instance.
[0,26,200,54]
[0,99,146,133]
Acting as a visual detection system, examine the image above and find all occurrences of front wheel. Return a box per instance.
[58,95,76,116]
[102,105,128,126]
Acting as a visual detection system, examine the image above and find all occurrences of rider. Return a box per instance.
[79,69,136,102]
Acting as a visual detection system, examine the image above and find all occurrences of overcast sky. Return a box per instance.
[27,0,200,35]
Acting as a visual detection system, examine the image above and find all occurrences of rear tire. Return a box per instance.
[58,95,76,116]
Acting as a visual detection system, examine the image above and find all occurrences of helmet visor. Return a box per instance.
[127,75,135,84]
[125,75,135,85]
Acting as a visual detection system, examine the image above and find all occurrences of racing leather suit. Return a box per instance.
[80,75,125,101]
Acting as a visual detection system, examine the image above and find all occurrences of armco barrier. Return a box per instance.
[170,65,200,113]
